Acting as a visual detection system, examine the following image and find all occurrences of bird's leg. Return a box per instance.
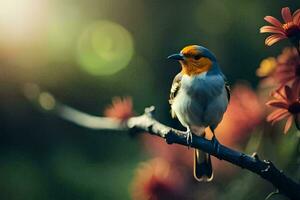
[185,126,193,146]
[211,129,220,154]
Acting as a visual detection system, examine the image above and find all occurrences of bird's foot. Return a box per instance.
[185,128,193,147]
[211,135,220,154]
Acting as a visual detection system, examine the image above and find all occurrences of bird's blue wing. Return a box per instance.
[220,72,230,102]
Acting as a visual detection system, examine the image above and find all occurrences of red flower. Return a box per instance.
[260,7,300,46]
[131,158,187,200]
[141,134,193,169]
[266,83,300,133]
[274,47,300,88]
[104,97,133,121]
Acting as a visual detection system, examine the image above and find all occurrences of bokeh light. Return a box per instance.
[77,20,134,76]
[39,92,56,111]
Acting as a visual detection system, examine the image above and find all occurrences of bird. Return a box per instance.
[167,45,230,182]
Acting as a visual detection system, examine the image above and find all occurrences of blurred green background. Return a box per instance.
[0,0,300,199]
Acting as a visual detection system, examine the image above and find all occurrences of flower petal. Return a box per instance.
[293,9,300,16]
[264,16,283,27]
[293,9,300,26]
[284,115,293,134]
[271,87,287,100]
[266,100,289,109]
[260,26,285,34]
[281,7,293,23]
[267,109,288,122]
[265,34,286,46]
[271,112,290,125]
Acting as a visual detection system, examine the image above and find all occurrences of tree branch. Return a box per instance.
[53,102,125,130]
[25,89,300,200]
[127,107,300,200]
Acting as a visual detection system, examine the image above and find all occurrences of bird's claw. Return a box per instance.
[212,135,220,154]
[185,129,193,147]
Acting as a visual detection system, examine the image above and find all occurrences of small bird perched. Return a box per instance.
[168,45,230,182]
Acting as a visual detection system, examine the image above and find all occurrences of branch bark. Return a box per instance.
[127,107,300,200]
[26,89,300,200]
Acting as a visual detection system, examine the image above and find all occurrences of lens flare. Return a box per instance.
[77,20,134,76]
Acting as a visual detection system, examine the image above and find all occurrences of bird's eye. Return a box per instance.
[194,55,201,60]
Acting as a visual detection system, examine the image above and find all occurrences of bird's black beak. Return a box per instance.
[167,53,184,61]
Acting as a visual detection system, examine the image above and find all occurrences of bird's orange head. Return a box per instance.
[168,45,216,76]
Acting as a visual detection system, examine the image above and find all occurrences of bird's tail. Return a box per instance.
[194,149,213,182]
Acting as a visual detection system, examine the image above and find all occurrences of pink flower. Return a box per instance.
[274,47,300,88]
[131,158,187,200]
[104,97,134,121]
[141,135,193,169]
[260,7,300,46]
[266,83,300,133]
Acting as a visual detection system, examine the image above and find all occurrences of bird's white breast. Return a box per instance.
[171,72,228,134]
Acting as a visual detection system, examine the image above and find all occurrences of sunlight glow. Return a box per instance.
[0,0,48,44]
